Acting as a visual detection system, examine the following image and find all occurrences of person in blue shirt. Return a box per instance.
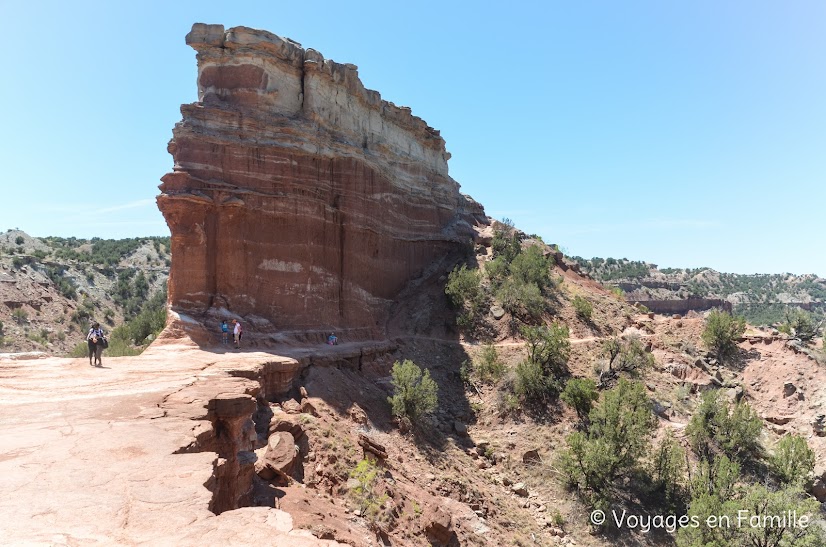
[327,333,338,345]
[221,320,229,345]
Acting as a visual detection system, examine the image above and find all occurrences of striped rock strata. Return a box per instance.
[158,23,485,339]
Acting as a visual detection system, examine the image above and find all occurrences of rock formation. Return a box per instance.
[158,23,485,340]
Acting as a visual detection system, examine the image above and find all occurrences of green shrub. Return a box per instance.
[558,379,656,498]
[496,278,545,321]
[484,256,509,287]
[12,257,23,269]
[68,341,89,358]
[44,265,78,300]
[445,264,486,331]
[388,360,438,425]
[521,323,570,378]
[515,358,556,404]
[782,309,818,343]
[498,279,543,319]
[0,320,4,335]
[348,459,388,522]
[608,286,624,300]
[560,378,599,421]
[612,336,653,375]
[701,309,746,361]
[472,344,506,385]
[572,295,593,321]
[770,434,815,487]
[491,220,521,264]
[509,245,552,290]
[649,429,686,507]
[685,390,761,462]
[678,480,825,547]
[12,308,28,324]
[15,236,24,245]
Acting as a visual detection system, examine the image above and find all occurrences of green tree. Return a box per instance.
[560,377,599,421]
[678,480,826,547]
[558,379,656,499]
[770,434,815,487]
[686,390,762,463]
[491,220,521,264]
[702,309,746,362]
[782,309,818,343]
[521,323,570,377]
[677,455,741,547]
[612,336,654,375]
[15,236,24,245]
[649,429,687,507]
[388,360,438,425]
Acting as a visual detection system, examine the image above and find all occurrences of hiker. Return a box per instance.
[327,333,338,345]
[220,320,229,345]
[86,322,106,367]
[233,319,243,349]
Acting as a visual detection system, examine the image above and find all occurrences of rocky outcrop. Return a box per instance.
[629,297,732,316]
[158,24,485,340]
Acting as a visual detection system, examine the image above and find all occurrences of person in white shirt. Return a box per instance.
[232,319,243,349]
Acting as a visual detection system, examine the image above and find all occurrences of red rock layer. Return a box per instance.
[158,24,485,339]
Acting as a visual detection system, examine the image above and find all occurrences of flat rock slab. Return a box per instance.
[0,342,343,545]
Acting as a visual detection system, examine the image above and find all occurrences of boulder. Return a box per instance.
[281,399,302,414]
[653,400,673,419]
[454,421,468,437]
[300,398,317,416]
[812,475,826,502]
[812,415,826,437]
[257,431,297,481]
[522,449,541,464]
[783,382,797,398]
[423,505,454,545]
[268,411,304,440]
[490,305,505,320]
[511,482,528,497]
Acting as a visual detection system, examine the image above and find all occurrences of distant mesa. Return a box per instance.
[157,23,486,341]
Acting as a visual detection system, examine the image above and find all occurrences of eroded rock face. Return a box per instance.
[158,23,485,339]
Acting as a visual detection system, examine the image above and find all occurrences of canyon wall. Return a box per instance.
[158,24,485,339]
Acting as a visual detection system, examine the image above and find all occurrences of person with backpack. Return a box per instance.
[232,319,243,349]
[220,320,229,345]
[86,321,107,367]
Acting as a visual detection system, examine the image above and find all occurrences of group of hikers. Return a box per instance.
[219,319,244,349]
[83,317,338,366]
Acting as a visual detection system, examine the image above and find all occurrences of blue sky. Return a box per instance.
[2,1,824,275]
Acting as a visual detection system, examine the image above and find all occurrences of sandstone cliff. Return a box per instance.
[158,24,485,340]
